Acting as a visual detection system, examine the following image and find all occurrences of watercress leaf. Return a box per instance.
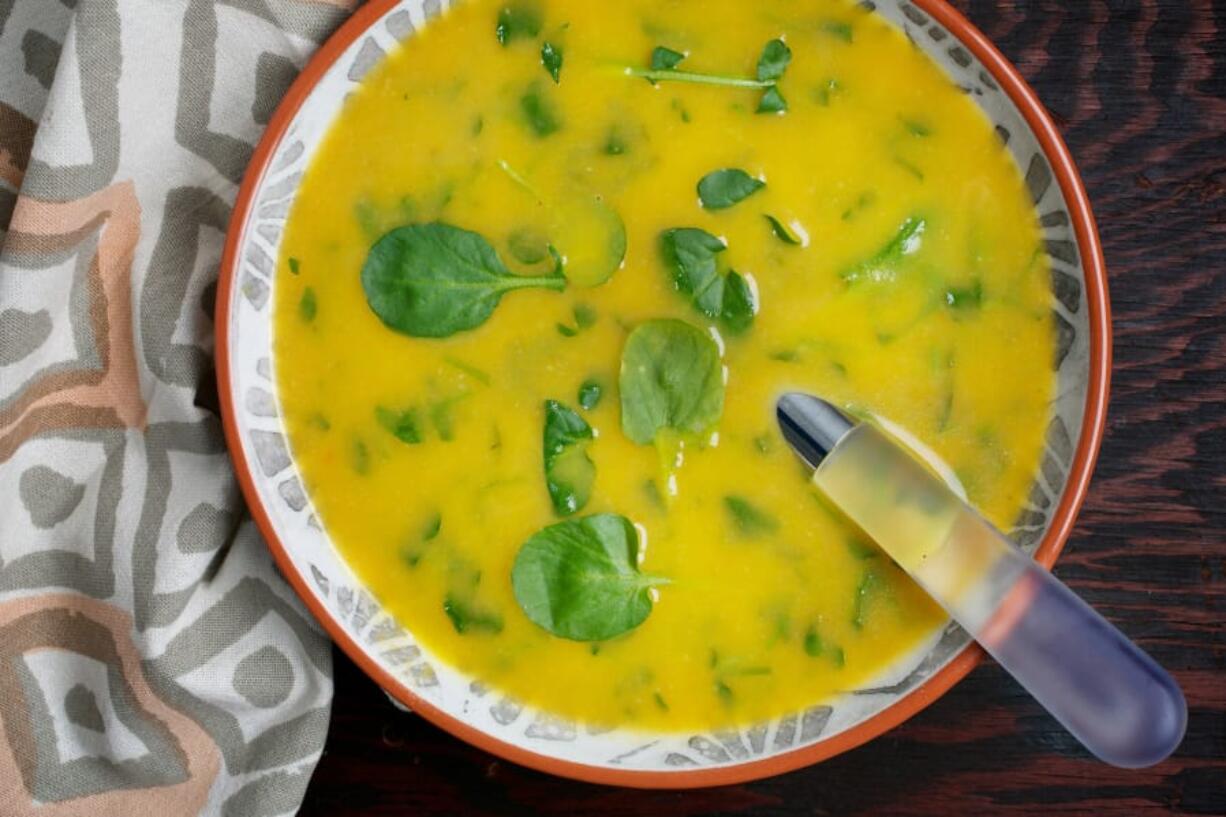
[429,397,459,441]
[498,161,624,286]
[756,38,792,82]
[720,271,756,334]
[543,399,595,516]
[547,244,565,277]
[821,20,853,43]
[578,379,602,410]
[443,595,504,634]
[495,2,541,45]
[697,168,765,210]
[841,214,927,283]
[350,438,370,475]
[401,512,442,568]
[298,288,317,322]
[520,84,561,137]
[851,566,880,629]
[803,624,823,657]
[557,304,597,337]
[619,319,725,445]
[945,279,983,310]
[511,513,665,641]
[757,85,788,114]
[764,214,801,245]
[443,356,491,385]
[360,222,564,338]
[603,127,628,155]
[541,41,563,83]
[724,495,779,537]
[507,226,550,264]
[904,117,932,137]
[816,78,841,107]
[552,198,626,286]
[573,303,597,328]
[650,46,686,70]
[375,406,423,444]
[659,228,727,317]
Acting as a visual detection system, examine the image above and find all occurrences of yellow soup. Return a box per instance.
[275,0,1054,730]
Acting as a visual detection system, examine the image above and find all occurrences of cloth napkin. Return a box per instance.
[0,1,359,813]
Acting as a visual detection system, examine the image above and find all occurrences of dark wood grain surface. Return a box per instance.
[299,1,1226,813]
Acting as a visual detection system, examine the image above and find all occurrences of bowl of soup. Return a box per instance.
[217,0,1109,786]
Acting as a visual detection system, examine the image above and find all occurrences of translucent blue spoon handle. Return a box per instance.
[778,394,1186,767]
[980,553,1187,767]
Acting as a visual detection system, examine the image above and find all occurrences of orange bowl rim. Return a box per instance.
[214,0,1112,789]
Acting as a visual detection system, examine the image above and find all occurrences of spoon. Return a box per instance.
[776,392,1186,768]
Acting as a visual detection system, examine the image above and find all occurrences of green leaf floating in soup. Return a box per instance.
[756,85,788,114]
[842,214,927,284]
[720,271,757,334]
[542,399,595,516]
[650,46,686,71]
[619,319,725,445]
[360,221,565,338]
[660,228,758,329]
[497,160,627,287]
[724,495,779,537]
[660,228,727,317]
[626,38,791,115]
[756,38,792,82]
[495,1,542,45]
[511,513,668,641]
[697,168,766,210]
[764,214,803,245]
[577,378,602,410]
[520,82,562,137]
[541,41,563,83]
[550,196,626,287]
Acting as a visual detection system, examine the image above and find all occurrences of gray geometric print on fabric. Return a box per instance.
[0,308,52,365]
[11,612,190,802]
[0,0,347,811]
[232,645,295,708]
[64,683,106,732]
[0,228,101,416]
[140,186,230,389]
[0,428,122,598]
[143,548,332,775]
[18,463,85,528]
[0,0,75,129]
[132,419,237,632]
[221,766,316,817]
[20,0,122,200]
[177,501,236,555]
[21,28,61,89]
[175,0,352,185]
[253,52,299,126]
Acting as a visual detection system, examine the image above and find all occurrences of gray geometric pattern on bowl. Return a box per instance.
[223,0,1089,772]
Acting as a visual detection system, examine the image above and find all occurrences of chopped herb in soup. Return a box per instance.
[275,0,1054,731]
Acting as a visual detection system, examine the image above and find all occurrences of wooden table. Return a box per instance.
[300,1,1226,813]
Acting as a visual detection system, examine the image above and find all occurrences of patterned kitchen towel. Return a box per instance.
[0,1,360,813]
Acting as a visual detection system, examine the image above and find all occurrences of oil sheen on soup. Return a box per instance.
[275,0,1055,731]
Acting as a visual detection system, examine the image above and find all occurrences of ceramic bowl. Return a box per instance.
[217,0,1110,787]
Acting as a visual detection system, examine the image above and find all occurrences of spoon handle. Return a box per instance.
[975,545,1187,767]
[808,420,1186,767]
